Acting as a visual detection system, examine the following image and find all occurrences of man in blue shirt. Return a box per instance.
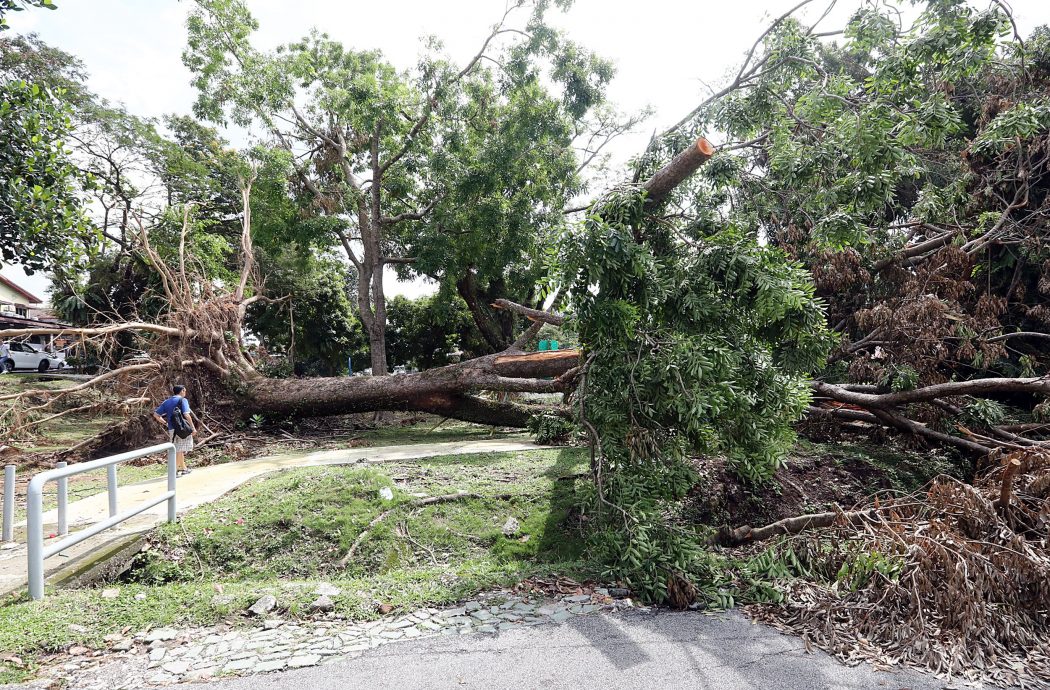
[153,384,197,476]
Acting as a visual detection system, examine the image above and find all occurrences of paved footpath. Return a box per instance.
[0,439,539,596]
[179,608,947,690]
[9,590,947,690]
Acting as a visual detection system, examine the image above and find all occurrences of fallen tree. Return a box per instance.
[0,138,714,452]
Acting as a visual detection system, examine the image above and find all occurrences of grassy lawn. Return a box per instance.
[0,448,591,680]
[306,415,529,447]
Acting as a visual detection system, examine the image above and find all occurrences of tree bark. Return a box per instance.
[457,273,516,353]
[243,349,579,426]
[643,138,715,208]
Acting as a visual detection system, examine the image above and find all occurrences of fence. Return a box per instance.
[2,464,13,543]
[26,442,177,600]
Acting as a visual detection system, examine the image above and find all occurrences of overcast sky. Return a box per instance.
[4,0,1050,303]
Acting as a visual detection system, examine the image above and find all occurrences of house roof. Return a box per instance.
[0,274,44,304]
[0,312,70,330]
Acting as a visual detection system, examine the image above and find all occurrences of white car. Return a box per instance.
[0,342,67,373]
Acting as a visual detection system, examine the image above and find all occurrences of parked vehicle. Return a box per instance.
[0,342,68,373]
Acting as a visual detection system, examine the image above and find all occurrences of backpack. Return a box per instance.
[171,405,193,439]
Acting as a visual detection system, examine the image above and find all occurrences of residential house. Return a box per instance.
[0,274,71,350]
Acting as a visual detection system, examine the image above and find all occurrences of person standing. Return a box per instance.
[0,341,10,373]
[153,384,197,476]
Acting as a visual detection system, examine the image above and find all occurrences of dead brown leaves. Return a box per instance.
[748,449,1050,688]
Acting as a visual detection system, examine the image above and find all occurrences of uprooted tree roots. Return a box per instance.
[740,449,1050,688]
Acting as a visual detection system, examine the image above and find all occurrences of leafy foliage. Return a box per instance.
[671,1,1050,408]
[0,0,54,31]
[0,75,90,273]
[560,186,832,602]
[385,294,487,371]
[246,253,362,377]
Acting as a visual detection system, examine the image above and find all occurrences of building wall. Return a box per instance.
[0,281,42,318]
[0,281,31,304]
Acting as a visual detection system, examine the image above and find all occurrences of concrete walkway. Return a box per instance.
[181,610,945,690]
[0,439,539,597]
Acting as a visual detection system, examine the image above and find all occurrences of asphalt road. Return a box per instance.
[186,609,946,690]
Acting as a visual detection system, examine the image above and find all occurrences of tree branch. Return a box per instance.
[491,299,565,326]
[0,362,161,402]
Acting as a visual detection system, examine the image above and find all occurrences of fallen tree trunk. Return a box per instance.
[1,139,715,446]
[244,349,581,426]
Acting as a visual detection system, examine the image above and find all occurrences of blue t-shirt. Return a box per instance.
[155,396,191,430]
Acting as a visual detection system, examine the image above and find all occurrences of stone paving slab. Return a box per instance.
[16,589,645,689]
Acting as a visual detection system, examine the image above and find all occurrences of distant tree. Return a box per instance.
[246,252,363,377]
[385,294,487,371]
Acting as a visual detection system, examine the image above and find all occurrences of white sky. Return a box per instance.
[4,0,1050,303]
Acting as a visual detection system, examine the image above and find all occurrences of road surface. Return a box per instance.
[185,609,944,690]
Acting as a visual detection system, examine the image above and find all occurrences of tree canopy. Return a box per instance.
[183,0,633,371]
[0,34,90,273]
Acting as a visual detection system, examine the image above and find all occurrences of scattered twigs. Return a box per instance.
[744,449,1050,688]
[337,491,514,567]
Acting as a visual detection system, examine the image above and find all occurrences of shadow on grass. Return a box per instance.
[535,447,589,565]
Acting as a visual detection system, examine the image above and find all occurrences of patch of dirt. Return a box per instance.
[685,453,896,529]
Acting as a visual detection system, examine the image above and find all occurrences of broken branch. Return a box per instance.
[337,491,514,567]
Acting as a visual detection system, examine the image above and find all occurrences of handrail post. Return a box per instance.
[27,476,44,600]
[166,445,177,523]
[107,464,117,517]
[2,464,14,543]
[56,461,68,536]
[25,442,176,601]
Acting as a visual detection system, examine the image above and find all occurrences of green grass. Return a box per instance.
[351,417,529,446]
[21,415,123,454]
[1,373,123,455]
[0,448,591,673]
[0,373,76,395]
[133,448,586,582]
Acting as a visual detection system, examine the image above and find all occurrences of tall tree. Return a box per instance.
[183,0,619,370]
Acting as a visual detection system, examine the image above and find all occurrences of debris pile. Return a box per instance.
[749,450,1050,688]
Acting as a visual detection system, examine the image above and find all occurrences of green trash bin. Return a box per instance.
[538,339,550,351]
[550,340,559,351]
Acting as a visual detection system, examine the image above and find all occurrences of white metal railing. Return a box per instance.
[26,442,177,600]
[2,464,13,543]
